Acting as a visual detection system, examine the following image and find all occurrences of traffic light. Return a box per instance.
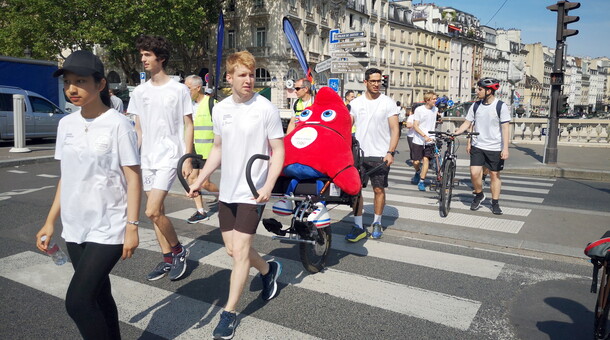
[547,1,580,41]
[559,95,569,113]
[382,74,389,88]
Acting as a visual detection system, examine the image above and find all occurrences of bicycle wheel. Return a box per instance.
[594,265,610,339]
[299,226,332,273]
[439,159,455,217]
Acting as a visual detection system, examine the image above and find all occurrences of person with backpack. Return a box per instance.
[454,78,511,215]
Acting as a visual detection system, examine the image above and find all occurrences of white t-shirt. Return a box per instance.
[110,95,124,113]
[55,109,140,245]
[412,104,438,146]
[406,114,416,138]
[465,99,511,151]
[213,93,284,204]
[350,94,398,157]
[127,79,193,169]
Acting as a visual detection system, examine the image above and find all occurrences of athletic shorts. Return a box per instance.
[411,143,435,161]
[407,136,415,160]
[142,168,177,192]
[470,146,504,172]
[191,158,206,169]
[218,202,265,235]
[361,158,389,188]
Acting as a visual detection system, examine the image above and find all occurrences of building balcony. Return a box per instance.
[246,46,270,57]
[308,52,321,63]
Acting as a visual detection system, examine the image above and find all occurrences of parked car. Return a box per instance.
[0,86,67,141]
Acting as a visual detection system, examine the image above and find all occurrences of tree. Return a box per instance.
[0,0,222,85]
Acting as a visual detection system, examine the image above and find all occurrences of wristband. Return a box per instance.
[387,151,395,156]
[127,220,139,226]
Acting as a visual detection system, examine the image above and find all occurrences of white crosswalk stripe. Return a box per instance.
[37,174,59,178]
[168,208,506,280]
[6,170,27,174]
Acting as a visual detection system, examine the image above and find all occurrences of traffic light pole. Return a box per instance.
[544,1,580,164]
[544,41,564,164]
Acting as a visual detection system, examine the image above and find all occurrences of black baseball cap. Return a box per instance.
[53,50,104,78]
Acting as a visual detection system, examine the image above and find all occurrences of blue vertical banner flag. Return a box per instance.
[282,17,313,84]
[214,10,224,99]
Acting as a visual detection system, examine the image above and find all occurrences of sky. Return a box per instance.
[420,0,610,58]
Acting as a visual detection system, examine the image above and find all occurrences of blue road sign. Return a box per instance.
[140,72,146,80]
[328,78,340,92]
[330,29,340,44]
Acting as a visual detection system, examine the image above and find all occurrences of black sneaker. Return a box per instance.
[146,262,171,281]
[168,247,190,281]
[186,211,209,224]
[491,202,503,215]
[470,192,486,211]
[213,311,237,340]
[260,260,282,301]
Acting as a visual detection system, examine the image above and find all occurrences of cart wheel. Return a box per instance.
[299,226,332,273]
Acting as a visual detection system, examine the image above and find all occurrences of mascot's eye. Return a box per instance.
[320,110,336,122]
[300,109,312,121]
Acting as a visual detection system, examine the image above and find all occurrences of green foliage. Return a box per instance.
[0,0,222,83]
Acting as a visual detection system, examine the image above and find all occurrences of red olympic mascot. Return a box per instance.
[282,86,361,196]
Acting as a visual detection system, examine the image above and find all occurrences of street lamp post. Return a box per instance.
[510,84,515,117]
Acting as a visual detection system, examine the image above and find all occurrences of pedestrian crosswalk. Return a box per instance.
[2,163,568,339]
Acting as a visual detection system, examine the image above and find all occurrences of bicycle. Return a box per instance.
[428,130,478,217]
[585,231,610,340]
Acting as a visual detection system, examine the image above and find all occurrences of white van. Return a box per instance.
[0,86,67,141]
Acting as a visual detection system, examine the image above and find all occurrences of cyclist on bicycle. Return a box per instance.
[412,91,439,191]
[454,78,511,215]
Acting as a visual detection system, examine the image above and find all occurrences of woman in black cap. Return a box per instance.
[36,50,141,339]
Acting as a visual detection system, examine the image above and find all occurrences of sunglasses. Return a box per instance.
[294,87,305,91]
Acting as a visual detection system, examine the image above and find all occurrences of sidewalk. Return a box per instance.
[1,141,609,182]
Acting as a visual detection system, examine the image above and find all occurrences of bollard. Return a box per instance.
[9,94,31,153]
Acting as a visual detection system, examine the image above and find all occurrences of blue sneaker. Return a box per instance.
[261,260,282,301]
[345,226,368,242]
[146,262,171,281]
[418,180,426,191]
[168,246,190,281]
[213,311,237,340]
[411,171,421,184]
[370,222,383,239]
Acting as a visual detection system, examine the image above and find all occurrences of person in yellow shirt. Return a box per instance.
[184,75,219,223]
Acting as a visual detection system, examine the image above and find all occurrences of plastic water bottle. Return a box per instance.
[40,236,68,266]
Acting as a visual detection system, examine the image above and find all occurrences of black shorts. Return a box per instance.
[361,157,389,188]
[218,202,265,235]
[411,143,435,161]
[470,146,504,171]
[191,158,207,169]
[407,136,415,160]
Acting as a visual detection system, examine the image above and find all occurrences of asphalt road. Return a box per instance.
[1,159,607,339]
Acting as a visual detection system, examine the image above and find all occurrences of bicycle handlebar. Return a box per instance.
[428,131,479,138]
[246,154,270,199]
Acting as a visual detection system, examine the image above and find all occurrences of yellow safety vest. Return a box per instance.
[293,97,313,123]
[193,96,214,158]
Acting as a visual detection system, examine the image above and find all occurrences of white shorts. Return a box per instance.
[142,168,177,192]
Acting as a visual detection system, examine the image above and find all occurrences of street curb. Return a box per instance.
[0,155,56,168]
[504,166,610,182]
